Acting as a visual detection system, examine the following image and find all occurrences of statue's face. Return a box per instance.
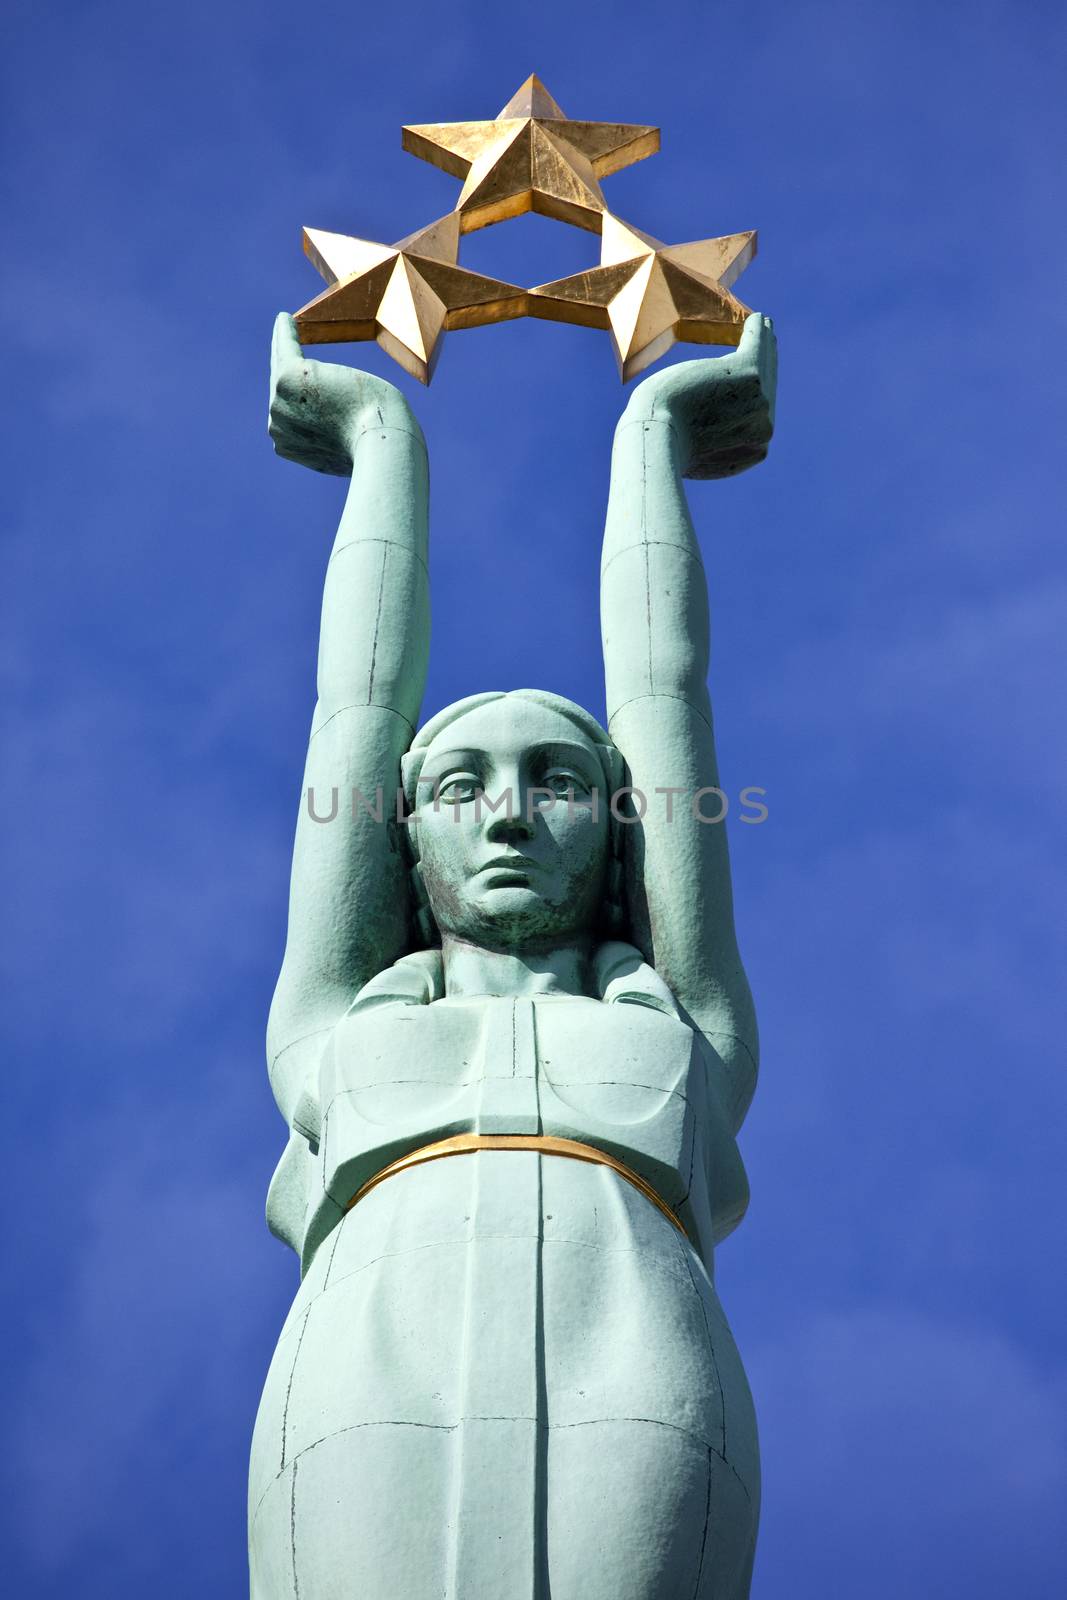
[413,698,611,951]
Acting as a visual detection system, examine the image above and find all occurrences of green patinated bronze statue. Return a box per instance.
[250,307,777,1598]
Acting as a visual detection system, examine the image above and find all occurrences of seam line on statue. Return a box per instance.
[352,422,427,449]
[310,701,415,743]
[617,413,678,436]
[607,692,713,733]
[249,1424,457,1524]
[290,1459,300,1598]
[320,1218,344,1296]
[641,429,655,694]
[329,535,429,577]
[266,1414,745,1486]
[279,1308,310,1474]
[681,1245,727,1458]
[679,1120,696,1213]
[314,1230,698,1301]
[366,542,388,705]
[318,1229,698,1289]
[550,1421,751,1506]
[269,1025,333,1077]
[323,1077,688,1102]
[692,1449,713,1600]
[281,1420,751,1478]
[704,1030,759,1079]
[510,995,518,1080]
[601,539,702,579]
[252,1417,750,1526]
[327,1168,690,1224]
[647,398,691,452]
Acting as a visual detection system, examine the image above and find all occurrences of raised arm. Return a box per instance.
[266,316,430,1123]
[601,313,776,1129]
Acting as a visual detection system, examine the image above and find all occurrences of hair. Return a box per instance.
[400,689,627,948]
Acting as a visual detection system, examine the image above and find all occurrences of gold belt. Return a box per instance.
[345,1133,687,1237]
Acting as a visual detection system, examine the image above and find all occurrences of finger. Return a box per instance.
[735,312,777,418]
[735,310,766,368]
[755,314,777,421]
[270,313,304,389]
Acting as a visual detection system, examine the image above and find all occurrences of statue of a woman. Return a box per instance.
[249,310,777,1599]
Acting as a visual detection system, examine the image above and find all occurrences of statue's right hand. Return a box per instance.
[268,314,421,476]
[621,313,777,480]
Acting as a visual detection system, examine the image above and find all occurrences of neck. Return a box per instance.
[440,935,594,999]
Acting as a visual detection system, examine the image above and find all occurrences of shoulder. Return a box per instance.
[594,941,682,1016]
[345,948,444,1010]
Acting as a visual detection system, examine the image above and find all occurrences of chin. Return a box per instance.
[462,887,578,948]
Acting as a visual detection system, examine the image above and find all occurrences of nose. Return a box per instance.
[485,802,535,844]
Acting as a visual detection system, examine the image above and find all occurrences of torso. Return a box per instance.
[304,984,749,1270]
[251,983,759,1597]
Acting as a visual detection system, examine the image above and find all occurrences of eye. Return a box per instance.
[541,768,593,801]
[435,773,480,805]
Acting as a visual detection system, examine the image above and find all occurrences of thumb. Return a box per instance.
[736,311,777,417]
[736,310,767,367]
[270,312,304,388]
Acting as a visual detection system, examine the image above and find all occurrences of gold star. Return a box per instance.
[528,213,757,381]
[402,74,659,233]
[294,213,527,383]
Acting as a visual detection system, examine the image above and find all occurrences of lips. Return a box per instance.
[479,855,537,883]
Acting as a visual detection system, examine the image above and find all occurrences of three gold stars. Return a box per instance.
[294,75,758,384]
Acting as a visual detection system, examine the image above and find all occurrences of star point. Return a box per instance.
[498,73,566,120]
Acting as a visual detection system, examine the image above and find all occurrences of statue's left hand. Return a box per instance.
[268,313,420,476]
[621,312,777,480]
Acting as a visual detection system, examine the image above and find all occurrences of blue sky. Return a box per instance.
[2,1,1065,1594]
